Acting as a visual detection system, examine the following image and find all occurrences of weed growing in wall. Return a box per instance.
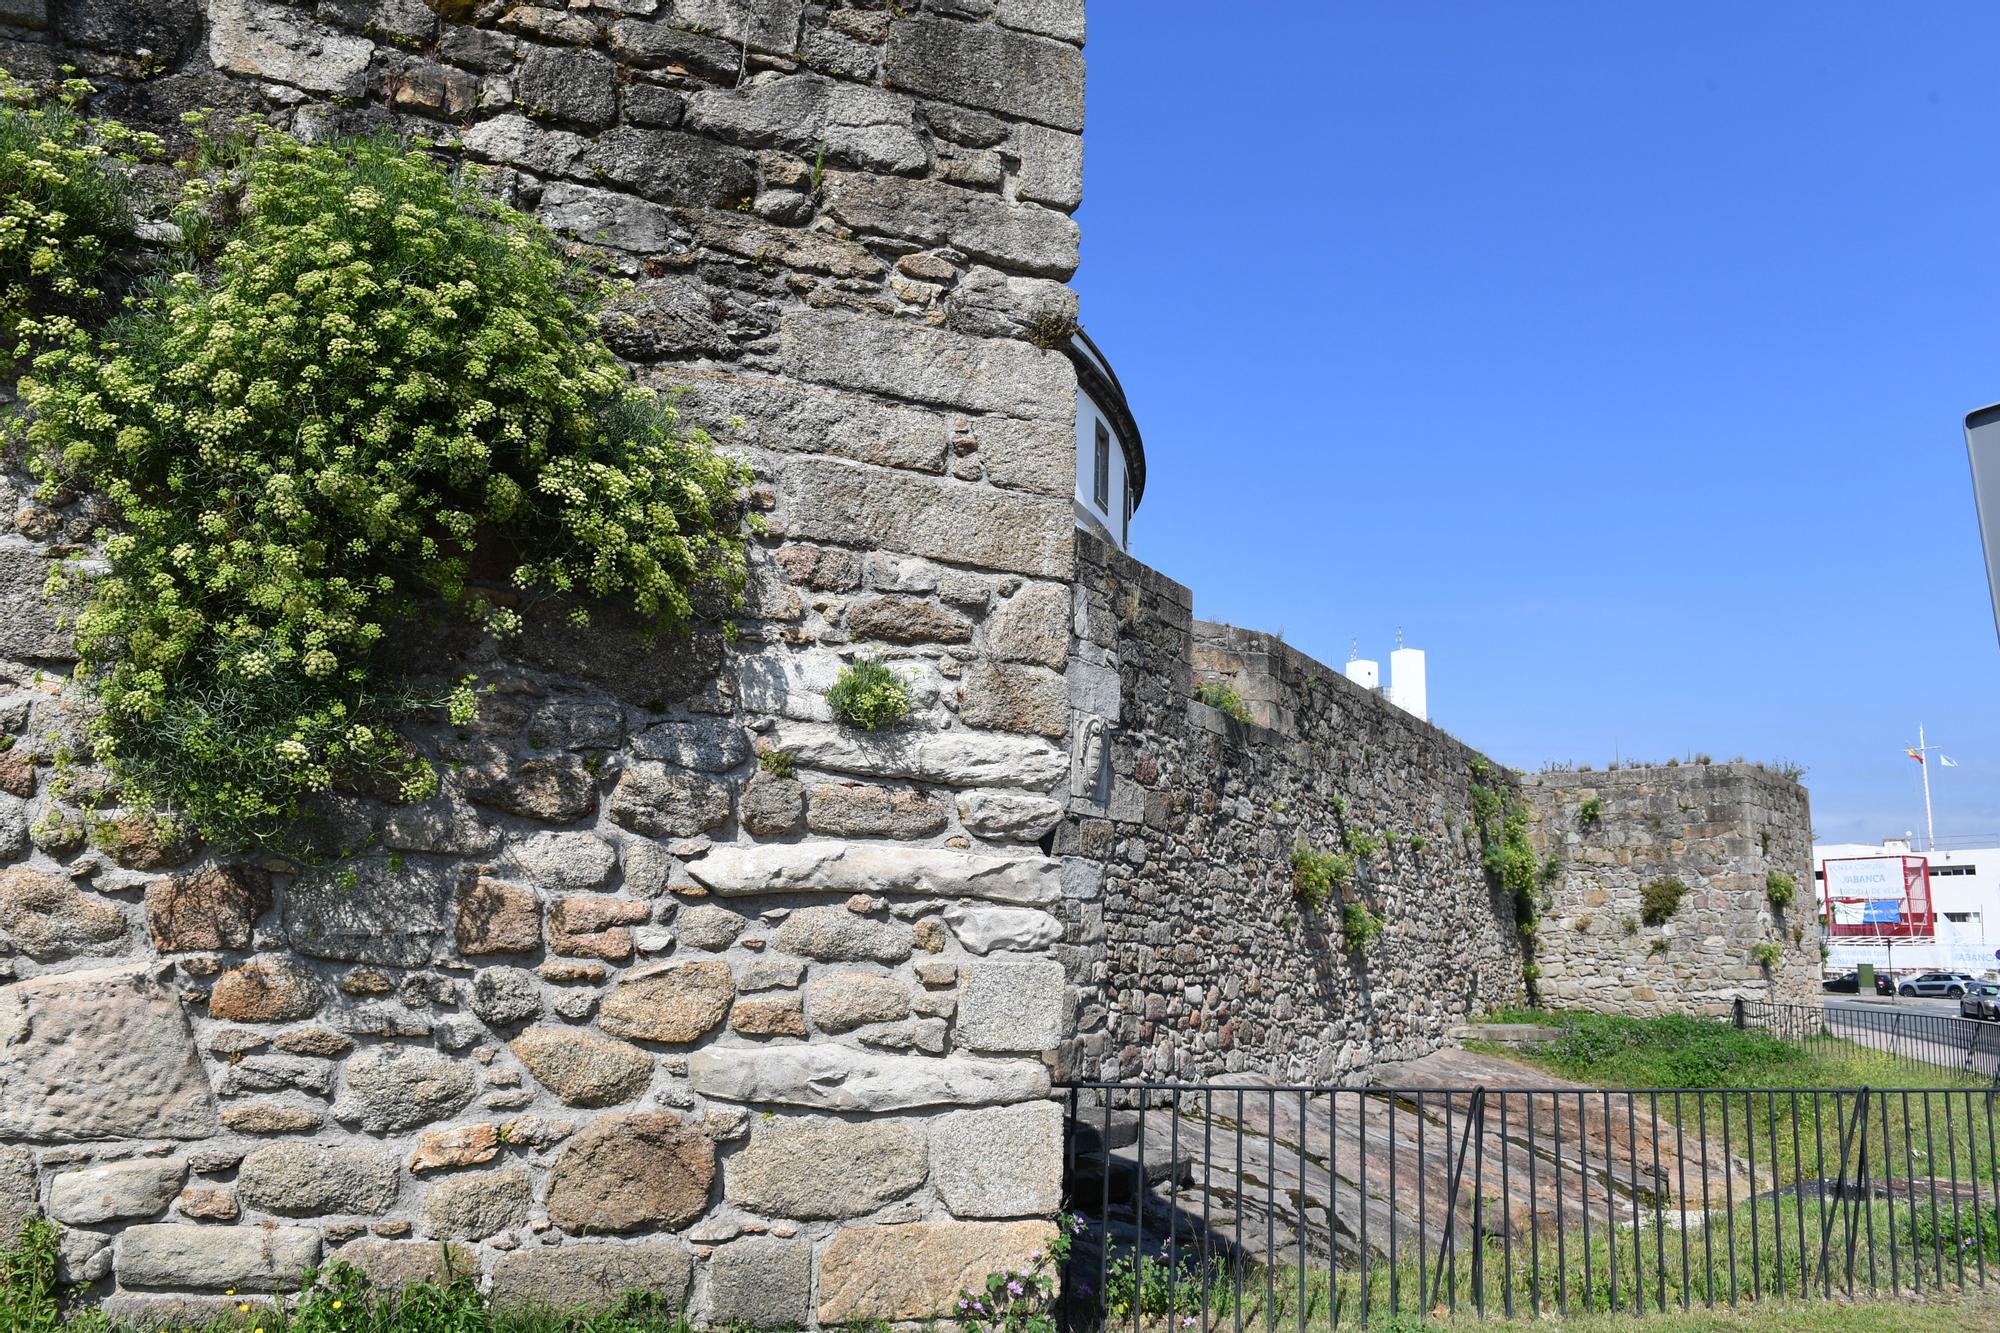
[1341,901,1385,951]
[1752,940,1782,969]
[1640,877,1689,926]
[1344,829,1383,860]
[956,1215,1073,1333]
[829,656,911,730]
[1766,870,1797,911]
[1579,795,1603,827]
[755,746,796,778]
[15,119,751,850]
[1195,678,1251,723]
[1470,766,1543,997]
[1289,839,1353,912]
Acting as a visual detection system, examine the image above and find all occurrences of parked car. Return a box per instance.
[1963,982,2000,1020]
[1822,970,1896,995]
[1899,971,1980,998]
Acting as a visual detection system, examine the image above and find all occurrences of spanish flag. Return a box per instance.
[1907,748,1925,765]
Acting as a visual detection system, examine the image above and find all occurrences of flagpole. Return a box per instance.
[1919,724,1936,854]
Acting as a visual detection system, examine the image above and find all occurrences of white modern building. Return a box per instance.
[1815,835,2000,974]
[1068,329,1144,552]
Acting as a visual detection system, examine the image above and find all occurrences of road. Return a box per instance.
[1817,995,2000,1077]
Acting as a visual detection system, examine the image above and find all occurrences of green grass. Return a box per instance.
[1462,1010,2000,1219]
[1090,1194,2000,1331]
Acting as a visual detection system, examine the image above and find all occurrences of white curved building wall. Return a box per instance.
[1075,384,1134,550]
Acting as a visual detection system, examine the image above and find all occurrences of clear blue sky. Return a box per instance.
[1073,1,2000,849]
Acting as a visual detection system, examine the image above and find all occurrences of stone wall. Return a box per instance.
[1057,535,1531,1084]
[0,0,1086,1322]
[1522,764,1821,1016]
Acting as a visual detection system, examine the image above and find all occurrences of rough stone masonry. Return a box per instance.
[0,0,1816,1322]
[0,0,1085,1323]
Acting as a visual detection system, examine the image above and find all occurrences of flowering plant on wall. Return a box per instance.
[957,1213,1077,1333]
[14,112,751,851]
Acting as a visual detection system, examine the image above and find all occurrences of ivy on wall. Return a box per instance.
[7,100,751,850]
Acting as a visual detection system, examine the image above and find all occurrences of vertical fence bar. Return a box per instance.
[1856,1090,1874,1298]
[1577,1090,1593,1313]
[1297,1089,1308,1333]
[1811,1090,1830,1300]
[1169,1089,1182,1329]
[1472,1091,1487,1318]
[1674,1089,1690,1310]
[1062,1085,1079,1333]
[1134,1098,1146,1333]
[1984,1080,2000,1288]
[1101,1093,1113,1331]
[1388,1093,1400,1318]
[1882,1090,1900,1295]
[1443,1094,1456,1314]
[1745,1090,1762,1301]
[1790,1090,1806,1300]
[1499,1091,1514,1320]
[1415,1093,1427,1319]
[1328,1089,1339,1331]
[1555,1088,1569,1317]
[1627,1089,1645,1313]
[1921,1090,1944,1289]
[1765,1090,1782,1304]
[1264,1088,1276,1333]
[1900,1089,1922,1290]
[1722,1089,1738,1307]
[1202,1089,1214,1333]
[1601,1089,1618,1312]
[1527,1090,1543,1317]
[1359,1089,1370,1330]
[1946,1090,1967,1293]
[1234,1089,1245,1333]
[1650,1090,1666,1313]
[1699,1089,1714,1309]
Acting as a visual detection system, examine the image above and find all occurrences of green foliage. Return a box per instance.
[17,126,750,851]
[0,75,155,367]
[0,1218,60,1333]
[1195,678,1251,722]
[956,1215,1071,1333]
[828,656,911,731]
[1649,936,1672,957]
[1099,1252,1237,1321]
[1344,829,1382,859]
[1766,869,1797,910]
[1579,795,1603,827]
[1289,839,1352,912]
[1406,832,1426,853]
[1752,939,1782,968]
[1907,1202,2000,1261]
[1341,900,1385,949]
[1529,1011,1809,1088]
[1640,876,1689,926]
[755,746,795,779]
[0,1225,694,1331]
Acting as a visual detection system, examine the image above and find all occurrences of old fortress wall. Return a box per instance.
[0,0,1815,1321]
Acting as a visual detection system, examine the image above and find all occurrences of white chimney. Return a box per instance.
[1389,645,1428,722]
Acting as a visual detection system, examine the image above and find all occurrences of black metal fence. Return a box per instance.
[1738,999,2000,1082]
[1059,1079,2000,1328]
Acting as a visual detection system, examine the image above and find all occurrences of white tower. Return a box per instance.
[1344,639,1380,691]
[1389,630,1428,723]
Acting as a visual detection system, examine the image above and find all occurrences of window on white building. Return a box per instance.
[1093,421,1110,511]
[1946,911,1982,924]
[1932,864,1979,877]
